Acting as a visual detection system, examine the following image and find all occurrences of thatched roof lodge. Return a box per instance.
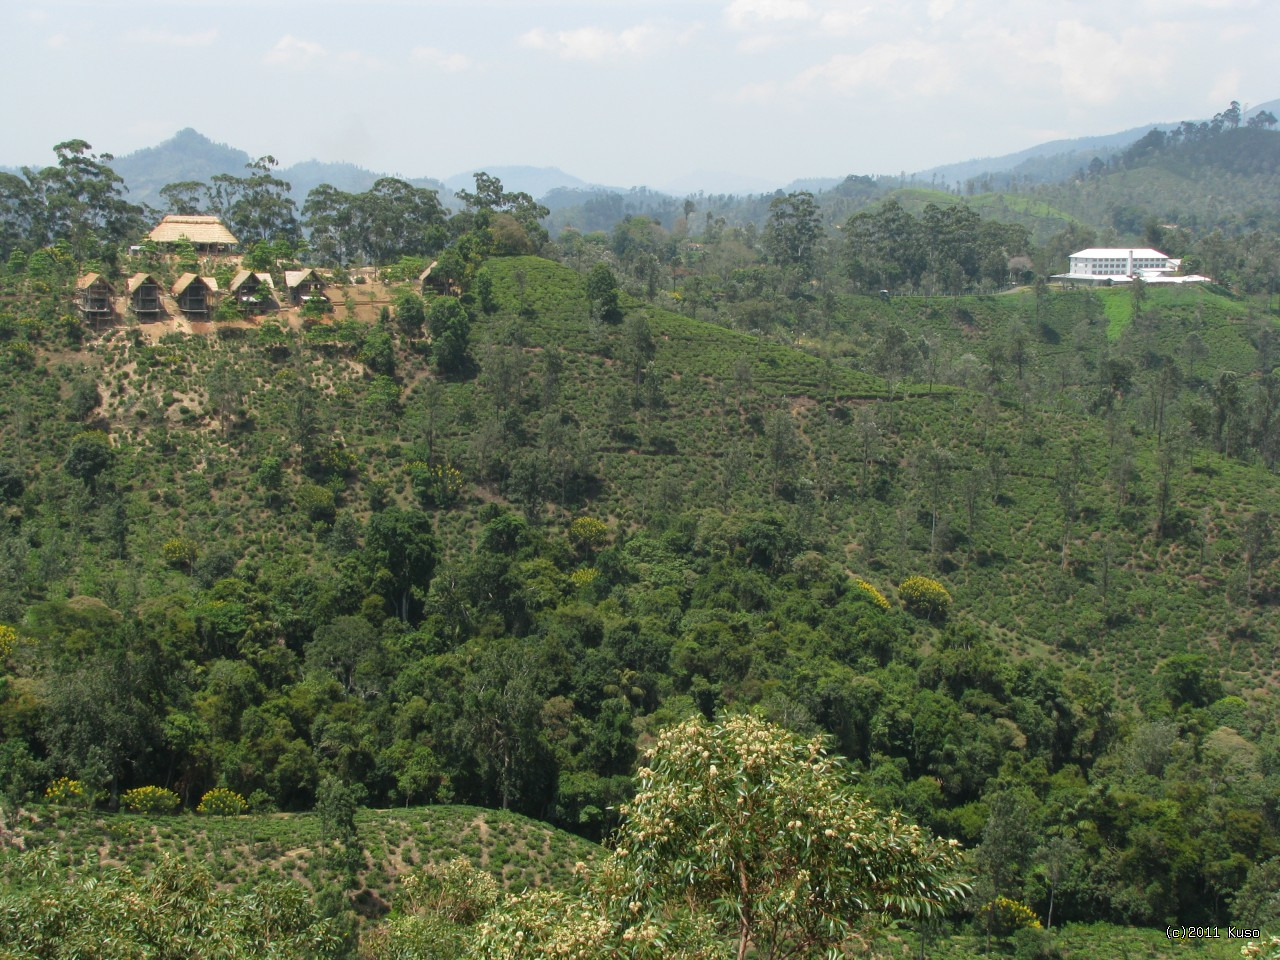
[172,273,218,317]
[148,215,238,252]
[75,273,114,322]
[229,270,275,313]
[285,268,327,305]
[127,273,164,318]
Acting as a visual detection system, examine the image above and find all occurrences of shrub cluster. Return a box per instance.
[197,787,247,816]
[122,785,181,815]
[899,575,952,620]
[977,896,1043,936]
[568,517,608,551]
[410,460,465,508]
[852,578,890,611]
[44,777,87,807]
[162,537,197,569]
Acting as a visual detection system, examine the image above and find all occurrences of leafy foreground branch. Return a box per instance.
[374,714,970,960]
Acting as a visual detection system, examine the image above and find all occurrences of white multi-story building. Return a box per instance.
[1052,248,1207,285]
[1067,248,1174,277]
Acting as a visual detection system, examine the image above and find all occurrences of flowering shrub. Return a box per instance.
[1242,936,1280,960]
[0,623,17,659]
[977,896,1042,935]
[899,575,953,620]
[569,567,599,589]
[852,578,891,611]
[400,857,500,924]
[122,785,181,815]
[568,517,608,551]
[320,444,359,477]
[295,483,336,523]
[409,460,464,508]
[197,788,247,816]
[162,537,197,570]
[45,777,87,807]
[618,714,969,960]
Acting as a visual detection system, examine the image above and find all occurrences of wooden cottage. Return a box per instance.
[229,269,275,314]
[127,272,164,318]
[76,273,114,324]
[285,268,327,306]
[172,273,218,317]
[148,215,238,253]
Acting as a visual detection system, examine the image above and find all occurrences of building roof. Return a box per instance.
[172,273,218,296]
[230,269,275,292]
[285,268,324,290]
[76,272,112,291]
[148,215,238,247]
[418,261,439,282]
[1069,248,1169,260]
[127,272,163,293]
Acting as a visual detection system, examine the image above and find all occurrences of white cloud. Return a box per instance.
[412,46,472,72]
[46,33,69,49]
[264,34,326,68]
[519,22,698,61]
[1209,68,1244,105]
[725,0,871,47]
[795,40,953,96]
[724,0,815,30]
[927,0,955,20]
[731,81,782,103]
[338,49,384,70]
[816,6,870,35]
[1047,21,1169,104]
[129,27,219,47]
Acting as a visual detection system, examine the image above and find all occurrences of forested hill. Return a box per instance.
[2,122,1280,956]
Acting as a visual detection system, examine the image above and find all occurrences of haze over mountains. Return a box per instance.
[8,98,1278,208]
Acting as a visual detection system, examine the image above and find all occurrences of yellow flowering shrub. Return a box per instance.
[409,460,465,508]
[0,623,17,659]
[899,575,953,620]
[568,517,609,551]
[197,787,247,816]
[45,777,87,806]
[162,537,197,569]
[978,896,1042,935]
[569,567,599,589]
[852,578,891,611]
[122,785,181,815]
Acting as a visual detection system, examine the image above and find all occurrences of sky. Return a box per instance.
[4,0,1275,193]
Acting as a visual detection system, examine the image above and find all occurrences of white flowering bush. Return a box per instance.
[616,714,969,960]
[399,857,499,925]
[1243,937,1280,960]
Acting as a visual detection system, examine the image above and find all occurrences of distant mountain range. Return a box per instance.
[5,100,1276,211]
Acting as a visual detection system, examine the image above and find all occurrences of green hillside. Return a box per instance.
[3,170,1280,957]
[4,802,599,904]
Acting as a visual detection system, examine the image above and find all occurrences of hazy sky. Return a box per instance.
[5,0,1274,191]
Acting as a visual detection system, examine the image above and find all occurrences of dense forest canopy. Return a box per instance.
[1,106,1280,958]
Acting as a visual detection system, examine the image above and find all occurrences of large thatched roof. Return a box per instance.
[148,215,238,247]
